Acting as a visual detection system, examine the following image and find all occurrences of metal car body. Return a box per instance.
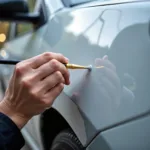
[0,0,150,149]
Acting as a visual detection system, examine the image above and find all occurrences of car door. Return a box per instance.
[39,0,150,147]
[1,0,150,149]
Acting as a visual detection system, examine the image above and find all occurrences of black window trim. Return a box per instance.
[62,0,149,7]
[61,0,96,7]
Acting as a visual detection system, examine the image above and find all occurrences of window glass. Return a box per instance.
[16,23,33,37]
[15,0,36,37]
[63,0,99,5]
[0,22,10,49]
[28,0,37,12]
[63,0,122,6]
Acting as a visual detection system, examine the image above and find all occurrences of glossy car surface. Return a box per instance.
[1,0,150,150]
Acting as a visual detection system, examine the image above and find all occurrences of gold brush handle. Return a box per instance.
[64,63,104,70]
[64,64,87,69]
[63,63,91,69]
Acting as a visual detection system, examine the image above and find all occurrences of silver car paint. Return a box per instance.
[41,0,150,145]
[2,0,150,149]
[88,116,150,150]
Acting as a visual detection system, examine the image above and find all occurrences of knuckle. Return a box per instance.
[59,83,64,91]
[15,63,25,75]
[55,71,62,81]
[21,78,31,88]
[58,53,63,57]
[51,59,59,70]
[27,76,34,84]
[52,84,64,98]
[30,89,39,99]
[43,52,52,60]
[43,99,52,106]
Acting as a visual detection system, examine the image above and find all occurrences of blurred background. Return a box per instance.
[0,0,36,49]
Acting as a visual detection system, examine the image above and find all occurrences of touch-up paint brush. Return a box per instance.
[64,64,93,70]
[0,59,96,70]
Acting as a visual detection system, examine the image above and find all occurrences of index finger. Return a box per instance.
[26,52,69,69]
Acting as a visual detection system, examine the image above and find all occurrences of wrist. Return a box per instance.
[0,100,30,129]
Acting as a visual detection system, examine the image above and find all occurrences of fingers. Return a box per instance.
[39,71,65,93]
[43,83,64,107]
[26,52,69,69]
[35,59,70,85]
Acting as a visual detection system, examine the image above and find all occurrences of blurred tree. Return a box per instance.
[28,0,36,12]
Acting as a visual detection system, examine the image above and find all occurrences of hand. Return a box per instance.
[0,52,70,128]
[95,55,121,109]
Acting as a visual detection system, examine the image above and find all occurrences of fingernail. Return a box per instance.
[65,57,69,62]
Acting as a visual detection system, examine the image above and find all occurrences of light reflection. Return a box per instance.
[0,49,8,58]
[0,34,6,43]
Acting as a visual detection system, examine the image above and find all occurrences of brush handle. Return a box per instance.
[0,60,91,70]
[0,60,20,65]
[0,60,68,68]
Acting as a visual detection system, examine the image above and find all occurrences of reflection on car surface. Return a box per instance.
[0,0,150,150]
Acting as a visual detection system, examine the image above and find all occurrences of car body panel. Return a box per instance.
[39,0,150,144]
[72,0,149,8]
[2,0,150,149]
[87,115,150,150]
[3,15,88,149]
[52,92,87,145]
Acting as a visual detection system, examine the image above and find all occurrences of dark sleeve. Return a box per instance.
[0,112,25,150]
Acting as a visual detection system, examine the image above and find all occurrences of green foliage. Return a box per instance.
[28,0,36,12]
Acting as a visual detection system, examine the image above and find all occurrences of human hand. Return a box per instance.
[0,52,70,128]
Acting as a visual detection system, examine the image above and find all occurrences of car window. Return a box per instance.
[15,0,37,37]
[62,0,104,6]
[62,0,127,6]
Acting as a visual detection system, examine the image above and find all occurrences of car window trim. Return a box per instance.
[62,0,149,7]
[45,0,64,14]
[12,0,48,39]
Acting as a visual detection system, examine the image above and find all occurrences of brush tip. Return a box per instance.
[88,65,92,71]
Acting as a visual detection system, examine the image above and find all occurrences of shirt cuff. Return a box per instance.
[0,112,25,150]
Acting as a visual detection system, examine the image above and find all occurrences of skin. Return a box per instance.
[0,52,70,129]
